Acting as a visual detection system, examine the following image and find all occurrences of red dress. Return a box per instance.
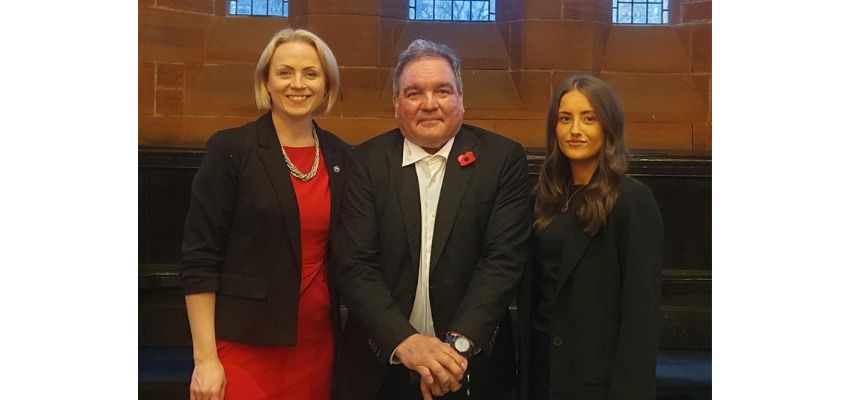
[216,145,334,400]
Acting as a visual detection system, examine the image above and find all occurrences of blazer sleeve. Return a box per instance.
[180,131,239,294]
[448,142,531,352]
[609,183,664,399]
[334,151,418,361]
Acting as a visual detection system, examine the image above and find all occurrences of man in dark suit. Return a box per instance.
[334,39,531,400]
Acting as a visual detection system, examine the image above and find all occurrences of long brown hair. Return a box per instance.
[533,75,629,235]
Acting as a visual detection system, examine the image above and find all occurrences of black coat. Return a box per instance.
[518,175,664,400]
[334,125,531,399]
[180,112,352,346]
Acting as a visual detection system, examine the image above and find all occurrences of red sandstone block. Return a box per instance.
[213,0,229,16]
[335,67,395,118]
[139,115,257,147]
[494,119,548,148]
[601,25,691,73]
[183,63,256,115]
[395,23,510,70]
[513,70,554,112]
[205,16,290,63]
[139,7,211,63]
[157,63,185,88]
[307,15,382,66]
[306,0,380,15]
[601,72,710,123]
[156,88,184,115]
[498,0,523,21]
[683,1,711,23]
[140,63,156,116]
[524,0,562,20]
[562,0,609,22]
[156,0,214,14]
[691,23,711,72]
[522,20,597,70]
[625,121,693,153]
[693,122,711,155]
[461,70,523,110]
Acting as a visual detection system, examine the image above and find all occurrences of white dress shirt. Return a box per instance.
[403,137,455,337]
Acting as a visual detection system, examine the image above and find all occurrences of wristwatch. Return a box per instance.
[446,333,475,357]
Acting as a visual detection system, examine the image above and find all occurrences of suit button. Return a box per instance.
[551,336,562,348]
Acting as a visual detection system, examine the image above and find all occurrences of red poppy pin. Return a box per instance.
[458,151,476,167]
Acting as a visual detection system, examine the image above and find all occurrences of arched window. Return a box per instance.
[612,0,669,24]
[228,0,288,16]
[408,0,496,21]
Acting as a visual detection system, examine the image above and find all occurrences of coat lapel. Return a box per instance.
[316,124,344,236]
[429,127,479,274]
[256,112,302,267]
[388,132,422,269]
[554,210,593,296]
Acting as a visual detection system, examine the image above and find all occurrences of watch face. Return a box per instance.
[454,337,471,353]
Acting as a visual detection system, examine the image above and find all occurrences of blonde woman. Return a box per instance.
[181,28,351,400]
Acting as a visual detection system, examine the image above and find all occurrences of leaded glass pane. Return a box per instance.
[434,0,451,20]
[417,0,435,19]
[270,0,283,16]
[236,0,251,14]
[253,0,267,15]
[618,3,632,23]
[409,0,495,21]
[648,4,661,23]
[633,4,646,23]
[454,1,471,20]
[471,1,489,20]
[614,0,668,24]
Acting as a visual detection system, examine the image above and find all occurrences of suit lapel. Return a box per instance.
[256,112,302,267]
[429,127,479,274]
[389,132,422,269]
[317,124,344,235]
[554,210,592,296]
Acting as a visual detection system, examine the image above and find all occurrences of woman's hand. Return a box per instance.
[189,357,226,400]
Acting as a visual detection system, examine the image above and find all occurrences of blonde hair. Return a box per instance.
[254,28,340,114]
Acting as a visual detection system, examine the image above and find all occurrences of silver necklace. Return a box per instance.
[560,183,586,213]
[281,128,320,181]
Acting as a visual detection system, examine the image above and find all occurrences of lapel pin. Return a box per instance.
[333,165,341,173]
[458,151,476,167]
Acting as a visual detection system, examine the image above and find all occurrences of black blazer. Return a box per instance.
[180,112,352,346]
[518,175,664,400]
[333,125,531,399]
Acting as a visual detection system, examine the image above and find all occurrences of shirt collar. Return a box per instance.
[402,136,455,167]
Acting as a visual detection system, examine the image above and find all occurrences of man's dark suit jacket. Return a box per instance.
[518,175,664,400]
[334,124,531,399]
[180,112,352,346]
